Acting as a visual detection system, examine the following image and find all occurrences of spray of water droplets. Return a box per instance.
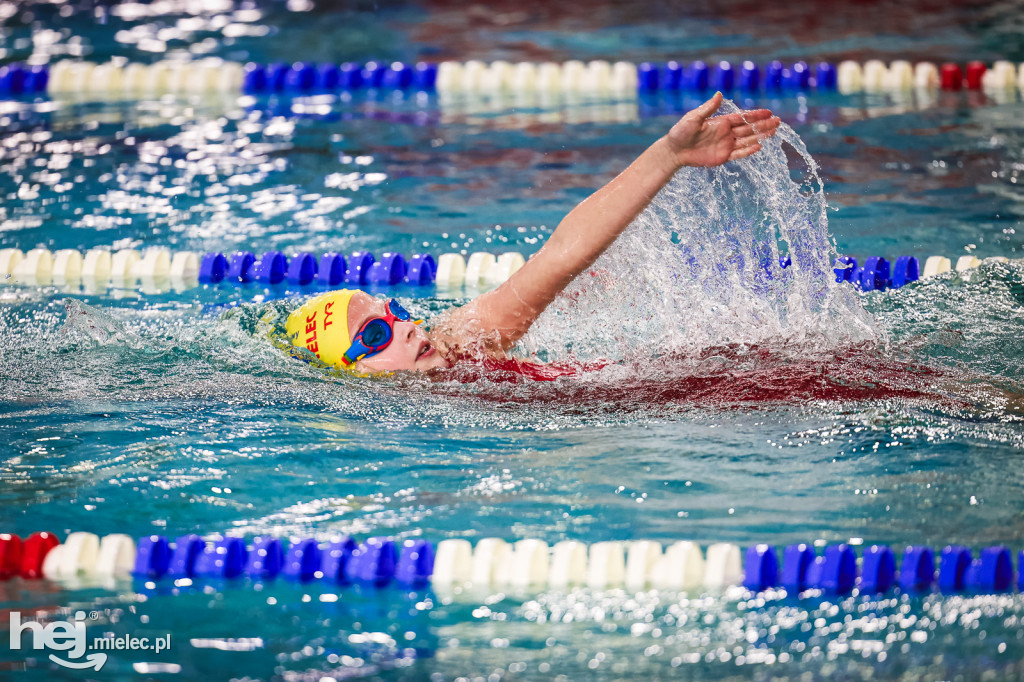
[518,101,878,367]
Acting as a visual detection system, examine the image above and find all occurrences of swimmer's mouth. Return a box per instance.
[417,341,434,360]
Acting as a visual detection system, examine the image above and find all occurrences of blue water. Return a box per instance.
[2,0,1024,679]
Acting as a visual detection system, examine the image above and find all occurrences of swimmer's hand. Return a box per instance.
[665,91,780,168]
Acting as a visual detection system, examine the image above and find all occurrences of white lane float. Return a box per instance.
[52,249,84,285]
[922,255,952,278]
[431,539,473,587]
[586,541,626,589]
[435,253,466,289]
[650,540,705,590]
[625,540,663,591]
[469,537,512,588]
[464,252,496,288]
[549,540,588,588]
[110,249,140,286]
[837,61,864,94]
[704,542,743,588]
[12,248,53,285]
[95,534,137,577]
[0,248,24,278]
[914,62,940,89]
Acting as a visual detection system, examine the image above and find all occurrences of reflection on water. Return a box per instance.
[2,1,1024,678]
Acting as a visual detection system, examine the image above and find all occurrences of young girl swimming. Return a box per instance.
[285,92,781,375]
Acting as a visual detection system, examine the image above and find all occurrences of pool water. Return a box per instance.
[2,0,1024,679]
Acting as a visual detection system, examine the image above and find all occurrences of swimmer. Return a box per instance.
[286,92,780,374]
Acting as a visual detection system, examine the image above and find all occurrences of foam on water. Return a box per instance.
[519,101,877,367]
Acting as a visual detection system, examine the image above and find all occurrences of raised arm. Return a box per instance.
[436,93,780,355]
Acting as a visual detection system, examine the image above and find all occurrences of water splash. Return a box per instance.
[519,101,877,366]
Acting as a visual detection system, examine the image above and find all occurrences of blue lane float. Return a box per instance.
[199,252,228,284]
[246,537,285,579]
[765,60,785,90]
[940,545,972,591]
[316,252,347,286]
[361,61,388,88]
[338,62,363,90]
[286,252,318,285]
[368,252,407,285]
[781,543,816,592]
[345,251,375,285]
[834,255,919,292]
[414,62,438,90]
[860,545,896,593]
[283,538,322,582]
[167,534,203,578]
[892,255,920,288]
[227,251,256,283]
[284,62,317,92]
[683,61,710,91]
[317,63,340,91]
[661,61,683,90]
[321,537,357,584]
[134,535,172,578]
[807,544,857,593]
[740,61,760,92]
[743,544,778,591]
[900,546,935,592]
[816,62,838,90]
[349,537,398,586]
[782,61,811,90]
[195,537,246,579]
[0,64,28,94]
[266,62,290,92]
[405,253,436,285]
[859,256,891,291]
[397,539,435,586]
[255,251,288,284]
[713,61,735,91]
[638,59,838,93]
[638,62,659,91]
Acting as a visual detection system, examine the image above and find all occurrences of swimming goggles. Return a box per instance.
[341,298,420,366]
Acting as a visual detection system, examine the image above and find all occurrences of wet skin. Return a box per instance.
[345,291,452,372]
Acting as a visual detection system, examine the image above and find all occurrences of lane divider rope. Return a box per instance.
[2,248,1014,295]
[0,248,527,293]
[1,531,1020,597]
[1,59,1023,100]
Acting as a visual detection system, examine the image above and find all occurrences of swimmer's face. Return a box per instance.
[345,292,451,373]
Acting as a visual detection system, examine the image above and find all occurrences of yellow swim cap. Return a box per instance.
[285,289,357,367]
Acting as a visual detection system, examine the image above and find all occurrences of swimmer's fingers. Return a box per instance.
[686,91,724,121]
[729,108,775,122]
[728,141,762,161]
[727,113,780,138]
[733,124,779,148]
[716,109,773,129]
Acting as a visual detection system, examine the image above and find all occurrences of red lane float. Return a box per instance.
[21,531,60,579]
[940,63,963,90]
[0,533,23,579]
[965,61,987,89]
